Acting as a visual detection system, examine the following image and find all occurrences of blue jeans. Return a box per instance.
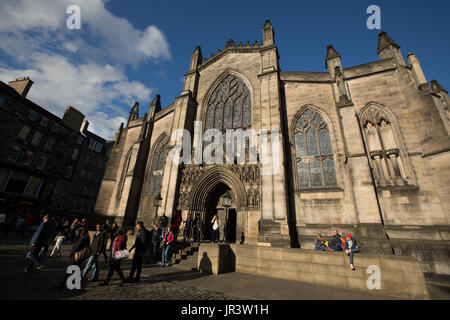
[81,255,99,280]
[161,245,171,266]
[347,247,359,264]
[315,245,328,251]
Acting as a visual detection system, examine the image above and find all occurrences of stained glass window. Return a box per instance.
[148,135,169,194]
[205,74,251,131]
[294,108,337,189]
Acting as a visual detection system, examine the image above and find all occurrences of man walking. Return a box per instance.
[24,215,52,272]
[127,221,149,282]
[81,224,105,282]
[147,223,161,264]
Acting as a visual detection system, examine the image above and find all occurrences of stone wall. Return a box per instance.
[229,244,430,299]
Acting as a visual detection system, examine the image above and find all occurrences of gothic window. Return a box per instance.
[294,108,337,189]
[148,135,169,194]
[205,74,251,131]
[361,105,406,186]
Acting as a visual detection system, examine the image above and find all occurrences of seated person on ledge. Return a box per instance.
[344,233,359,270]
[313,234,330,251]
[329,229,343,251]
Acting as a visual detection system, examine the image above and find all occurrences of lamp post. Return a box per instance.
[221,191,232,243]
[153,193,162,224]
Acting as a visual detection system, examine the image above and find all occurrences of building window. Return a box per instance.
[36,156,47,170]
[44,137,55,151]
[57,200,65,210]
[70,200,77,211]
[28,111,38,121]
[89,138,96,150]
[30,131,44,146]
[22,151,34,166]
[18,125,31,141]
[0,95,6,107]
[65,166,74,178]
[71,148,79,160]
[77,135,83,144]
[40,117,49,128]
[361,105,407,186]
[294,108,337,189]
[51,124,60,134]
[42,181,54,195]
[205,74,251,131]
[3,172,29,195]
[95,142,103,153]
[148,135,169,194]
[6,146,21,161]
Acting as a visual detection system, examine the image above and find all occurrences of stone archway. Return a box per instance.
[188,166,247,242]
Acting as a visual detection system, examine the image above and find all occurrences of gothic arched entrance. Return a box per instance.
[188,166,247,243]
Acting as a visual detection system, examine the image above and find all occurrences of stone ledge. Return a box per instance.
[229,244,430,299]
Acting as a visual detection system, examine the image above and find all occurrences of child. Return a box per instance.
[50,232,66,257]
[314,234,329,251]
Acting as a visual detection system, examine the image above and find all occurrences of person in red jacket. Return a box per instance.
[100,227,127,286]
[161,226,174,267]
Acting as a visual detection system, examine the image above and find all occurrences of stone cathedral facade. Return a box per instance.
[94,21,450,277]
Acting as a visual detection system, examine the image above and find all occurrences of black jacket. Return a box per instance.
[151,228,161,242]
[71,234,90,257]
[90,231,105,255]
[130,228,149,254]
[330,234,343,251]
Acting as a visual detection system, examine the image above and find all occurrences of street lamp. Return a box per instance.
[221,191,232,243]
[153,193,162,223]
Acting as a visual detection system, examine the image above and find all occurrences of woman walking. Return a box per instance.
[56,228,90,289]
[100,227,127,286]
[161,226,174,267]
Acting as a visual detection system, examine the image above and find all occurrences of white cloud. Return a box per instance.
[0,0,171,139]
[0,53,152,139]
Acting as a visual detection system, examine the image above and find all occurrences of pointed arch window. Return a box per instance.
[294,108,337,189]
[205,74,251,131]
[148,135,169,194]
[361,106,406,186]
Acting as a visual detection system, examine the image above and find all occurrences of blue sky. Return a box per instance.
[1,0,449,139]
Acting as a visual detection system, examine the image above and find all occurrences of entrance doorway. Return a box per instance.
[202,182,237,243]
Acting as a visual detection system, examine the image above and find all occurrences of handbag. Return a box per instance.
[74,247,90,264]
[114,249,129,260]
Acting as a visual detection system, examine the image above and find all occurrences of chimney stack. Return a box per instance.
[8,77,33,98]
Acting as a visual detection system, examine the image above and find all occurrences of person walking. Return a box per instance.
[147,223,161,264]
[193,213,202,242]
[344,233,359,270]
[50,232,66,257]
[56,228,91,289]
[100,227,127,286]
[24,215,52,272]
[127,222,149,282]
[81,224,105,282]
[161,226,174,267]
[101,221,111,266]
[108,221,119,265]
[210,214,220,243]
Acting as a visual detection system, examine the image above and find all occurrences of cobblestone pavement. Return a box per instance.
[1,239,448,300]
[0,239,239,300]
